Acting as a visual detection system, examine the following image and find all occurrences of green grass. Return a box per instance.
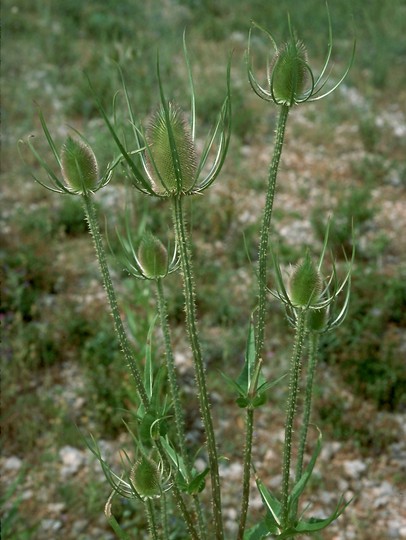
[1,0,406,538]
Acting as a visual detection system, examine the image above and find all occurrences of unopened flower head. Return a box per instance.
[61,136,100,194]
[130,455,162,500]
[269,222,354,331]
[288,252,322,308]
[248,7,355,107]
[146,103,198,195]
[269,38,309,106]
[97,37,231,199]
[24,110,114,196]
[137,232,169,279]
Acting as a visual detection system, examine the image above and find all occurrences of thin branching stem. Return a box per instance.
[146,499,159,540]
[237,104,290,537]
[156,278,191,469]
[237,407,254,539]
[155,278,206,538]
[161,491,168,540]
[295,331,320,484]
[83,194,198,538]
[281,309,306,527]
[82,193,149,408]
[172,195,224,540]
[255,104,290,365]
[154,438,200,539]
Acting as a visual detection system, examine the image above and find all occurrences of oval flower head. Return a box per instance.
[145,102,198,195]
[24,110,114,196]
[96,35,231,198]
[269,220,354,330]
[248,6,355,107]
[61,136,100,193]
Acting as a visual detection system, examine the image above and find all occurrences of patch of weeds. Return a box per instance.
[358,113,381,153]
[57,475,109,527]
[320,399,399,455]
[311,184,376,258]
[321,268,406,411]
[54,196,88,236]
[352,154,391,187]
[1,227,57,321]
[1,468,40,540]
[80,320,135,436]
[2,377,60,455]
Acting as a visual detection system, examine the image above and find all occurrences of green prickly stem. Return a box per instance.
[255,104,289,366]
[156,278,206,538]
[237,104,289,538]
[294,331,320,516]
[82,193,149,408]
[172,194,224,540]
[281,308,306,527]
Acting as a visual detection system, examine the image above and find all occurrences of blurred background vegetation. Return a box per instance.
[1,0,405,538]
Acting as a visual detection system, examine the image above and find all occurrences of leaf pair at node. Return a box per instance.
[246,429,351,539]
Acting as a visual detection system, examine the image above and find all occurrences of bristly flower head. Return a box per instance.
[145,102,198,195]
[288,251,322,308]
[270,220,354,332]
[247,5,355,107]
[61,136,99,193]
[114,211,178,281]
[23,110,115,196]
[95,34,231,198]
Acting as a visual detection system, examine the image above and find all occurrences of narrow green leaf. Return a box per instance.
[159,437,189,482]
[188,467,209,495]
[237,316,256,393]
[244,518,275,539]
[279,496,351,537]
[219,370,246,398]
[288,426,322,511]
[255,475,282,530]
[144,315,158,400]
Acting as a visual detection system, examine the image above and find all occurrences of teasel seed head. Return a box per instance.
[137,232,169,279]
[130,455,162,500]
[270,38,308,106]
[289,252,322,308]
[146,102,197,195]
[61,136,99,194]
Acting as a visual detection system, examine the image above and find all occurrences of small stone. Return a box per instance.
[41,519,63,532]
[343,459,367,479]
[3,456,23,471]
[321,442,341,462]
[59,446,86,478]
[47,502,66,514]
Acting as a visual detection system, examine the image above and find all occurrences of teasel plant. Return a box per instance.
[22,117,202,539]
[243,225,354,539]
[92,34,231,539]
[113,220,209,537]
[237,6,356,537]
